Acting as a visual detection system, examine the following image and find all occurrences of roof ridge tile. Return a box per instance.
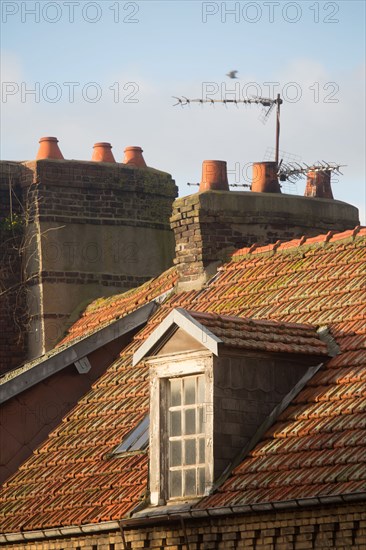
[232,226,365,259]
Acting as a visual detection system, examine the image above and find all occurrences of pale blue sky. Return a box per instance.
[1,0,365,221]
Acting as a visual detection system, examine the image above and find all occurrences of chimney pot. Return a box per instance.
[304,170,333,199]
[92,142,116,163]
[251,162,281,193]
[36,137,64,160]
[123,146,147,168]
[199,160,229,192]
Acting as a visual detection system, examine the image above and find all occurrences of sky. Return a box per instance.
[1,0,365,222]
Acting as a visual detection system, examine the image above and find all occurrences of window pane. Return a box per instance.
[129,427,149,451]
[184,469,196,497]
[115,415,149,453]
[198,375,205,403]
[199,437,205,463]
[184,439,196,465]
[184,409,195,435]
[170,379,181,407]
[184,377,195,405]
[170,440,182,467]
[197,407,204,433]
[170,411,181,436]
[198,467,205,495]
[170,471,182,498]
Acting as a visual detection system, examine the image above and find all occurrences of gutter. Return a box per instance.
[125,491,366,526]
[0,521,121,543]
[1,492,365,543]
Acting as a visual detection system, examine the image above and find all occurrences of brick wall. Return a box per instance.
[2,502,365,549]
[24,160,177,226]
[171,191,359,289]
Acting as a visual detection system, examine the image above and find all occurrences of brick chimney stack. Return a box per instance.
[0,139,178,370]
[170,160,359,291]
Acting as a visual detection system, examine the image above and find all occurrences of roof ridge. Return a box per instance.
[232,226,365,259]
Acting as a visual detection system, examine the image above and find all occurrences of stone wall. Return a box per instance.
[171,191,360,289]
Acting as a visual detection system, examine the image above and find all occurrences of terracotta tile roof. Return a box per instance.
[194,228,366,509]
[0,228,365,532]
[58,267,178,346]
[187,311,329,356]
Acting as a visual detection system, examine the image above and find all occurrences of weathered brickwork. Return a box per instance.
[171,191,359,286]
[2,503,365,549]
[0,158,178,366]
[23,160,177,227]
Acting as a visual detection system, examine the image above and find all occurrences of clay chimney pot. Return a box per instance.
[304,170,333,199]
[92,142,116,163]
[199,160,229,192]
[251,162,281,193]
[123,146,147,168]
[36,137,64,160]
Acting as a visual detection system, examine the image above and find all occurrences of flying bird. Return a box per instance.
[226,70,238,79]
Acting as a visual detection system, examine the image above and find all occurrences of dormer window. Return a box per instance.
[132,308,330,508]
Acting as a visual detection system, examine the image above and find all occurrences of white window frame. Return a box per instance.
[148,350,214,506]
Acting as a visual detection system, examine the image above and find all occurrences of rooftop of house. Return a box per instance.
[0,227,365,534]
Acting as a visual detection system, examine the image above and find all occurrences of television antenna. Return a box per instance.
[278,161,345,183]
[173,93,283,166]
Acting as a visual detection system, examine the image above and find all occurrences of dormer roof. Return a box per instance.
[133,308,330,366]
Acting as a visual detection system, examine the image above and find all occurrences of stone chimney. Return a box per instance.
[170,160,359,290]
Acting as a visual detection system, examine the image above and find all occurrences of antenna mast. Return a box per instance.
[275,93,281,167]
